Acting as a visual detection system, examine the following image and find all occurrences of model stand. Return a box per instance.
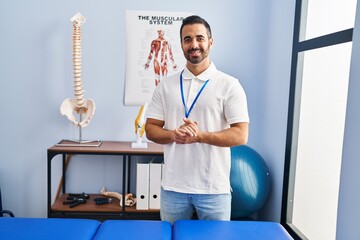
[57,109,102,147]
[131,140,148,149]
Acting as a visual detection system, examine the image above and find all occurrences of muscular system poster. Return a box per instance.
[124,10,192,106]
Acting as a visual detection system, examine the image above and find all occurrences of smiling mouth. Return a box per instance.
[189,49,202,57]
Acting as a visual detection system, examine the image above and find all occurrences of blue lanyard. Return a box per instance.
[180,70,209,118]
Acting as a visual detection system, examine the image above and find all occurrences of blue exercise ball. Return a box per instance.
[230,145,271,218]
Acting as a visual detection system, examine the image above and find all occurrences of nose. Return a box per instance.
[190,39,199,49]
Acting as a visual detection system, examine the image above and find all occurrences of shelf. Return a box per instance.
[48,141,163,220]
[52,194,160,214]
[52,194,121,213]
[48,141,164,155]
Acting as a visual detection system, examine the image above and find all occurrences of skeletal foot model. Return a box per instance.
[100,187,136,207]
[61,13,95,128]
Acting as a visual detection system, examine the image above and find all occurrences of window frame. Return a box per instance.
[280,0,353,239]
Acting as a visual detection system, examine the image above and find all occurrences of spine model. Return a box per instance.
[60,12,95,128]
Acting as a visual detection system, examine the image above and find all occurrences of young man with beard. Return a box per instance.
[145,15,249,224]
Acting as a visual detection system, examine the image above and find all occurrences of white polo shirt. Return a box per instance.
[147,63,249,194]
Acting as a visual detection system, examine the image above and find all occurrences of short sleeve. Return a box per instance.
[146,84,165,121]
[224,80,250,124]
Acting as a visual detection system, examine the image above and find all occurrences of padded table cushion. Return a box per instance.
[93,220,172,240]
[173,220,293,240]
[0,217,100,240]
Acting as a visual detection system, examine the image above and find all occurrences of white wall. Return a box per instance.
[0,0,295,221]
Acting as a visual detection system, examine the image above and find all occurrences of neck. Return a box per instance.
[186,59,211,76]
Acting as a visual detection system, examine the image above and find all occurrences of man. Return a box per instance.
[145,15,249,224]
[144,29,177,86]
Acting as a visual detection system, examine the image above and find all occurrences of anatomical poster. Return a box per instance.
[124,10,192,105]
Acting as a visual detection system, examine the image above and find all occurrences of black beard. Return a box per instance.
[188,48,202,54]
[187,48,203,64]
[188,57,202,64]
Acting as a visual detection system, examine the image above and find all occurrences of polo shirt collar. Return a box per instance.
[182,62,217,81]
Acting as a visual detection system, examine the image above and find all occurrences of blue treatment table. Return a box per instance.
[0,217,101,240]
[172,220,293,240]
[0,218,293,239]
[93,220,172,240]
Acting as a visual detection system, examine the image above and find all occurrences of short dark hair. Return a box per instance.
[180,15,212,40]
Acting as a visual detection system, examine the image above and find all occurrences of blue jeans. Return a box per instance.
[160,188,231,224]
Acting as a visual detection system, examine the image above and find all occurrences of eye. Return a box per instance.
[197,37,205,42]
[183,38,191,43]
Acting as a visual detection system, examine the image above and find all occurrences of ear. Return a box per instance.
[209,38,214,48]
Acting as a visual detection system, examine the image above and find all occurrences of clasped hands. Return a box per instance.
[174,118,200,144]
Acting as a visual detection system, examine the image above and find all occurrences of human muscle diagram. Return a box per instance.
[124,10,192,106]
[144,29,177,86]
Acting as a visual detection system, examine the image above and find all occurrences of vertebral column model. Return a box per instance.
[61,13,95,127]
